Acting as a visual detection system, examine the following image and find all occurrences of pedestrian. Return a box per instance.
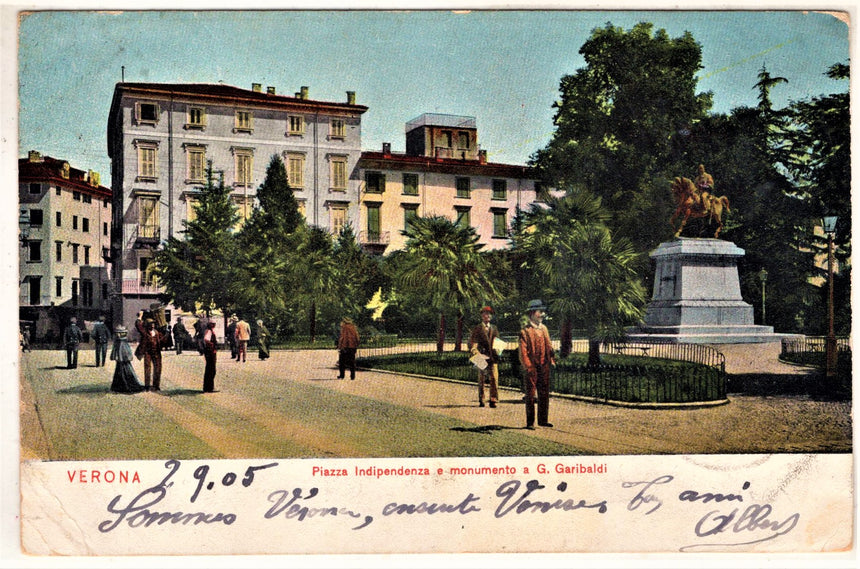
[257,319,270,360]
[468,306,500,408]
[234,316,250,363]
[91,314,111,367]
[20,325,32,353]
[226,315,238,360]
[202,321,218,393]
[336,317,360,380]
[139,318,164,391]
[63,317,82,369]
[193,312,208,354]
[109,325,144,393]
[518,299,555,429]
[173,316,189,355]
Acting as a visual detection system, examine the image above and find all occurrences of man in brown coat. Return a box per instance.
[518,300,555,429]
[140,318,164,391]
[468,306,500,408]
[336,318,360,380]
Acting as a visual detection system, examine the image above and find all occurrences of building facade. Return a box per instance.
[18,151,112,342]
[356,114,545,254]
[107,82,368,330]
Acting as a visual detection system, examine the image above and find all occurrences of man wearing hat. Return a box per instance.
[91,314,111,367]
[63,317,83,369]
[336,317,360,380]
[234,315,251,363]
[518,300,555,429]
[468,306,501,408]
[226,315,238,360]
[140,318,164,391]
[202,321,218,393]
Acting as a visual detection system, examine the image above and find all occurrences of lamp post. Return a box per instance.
[758,268,768,325]
[822,216,838,379]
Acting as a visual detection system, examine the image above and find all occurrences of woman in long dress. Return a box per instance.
[257,319,270,361]
[110,325,145,393]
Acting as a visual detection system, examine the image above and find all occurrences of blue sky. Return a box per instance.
[16,9,850,186]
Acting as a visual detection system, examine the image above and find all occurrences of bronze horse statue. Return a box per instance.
[670,177,731,238]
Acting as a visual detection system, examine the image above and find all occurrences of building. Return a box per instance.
[356,113,545,254]
[18,151,112,342]
[107,82,368,330]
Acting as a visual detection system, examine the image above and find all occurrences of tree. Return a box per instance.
[154,162,239,315]
[532,22,713,255]
[392,215,502,352]
[514,190,646,364]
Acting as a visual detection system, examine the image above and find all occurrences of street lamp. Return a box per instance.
[822,216,838,379]
[758,268,768,325]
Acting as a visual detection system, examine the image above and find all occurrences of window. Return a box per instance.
[492,209,508,238]
[286,153,305,188]
[330,118,345,139]
[82,280,93,307]
[73,191,81,201]
[186,106,206,129]
[442,131,453,148]
[55,241,62,262]
[403,204,419,230]
[288,115,305,135]
[83,194,92,204]
[84,246,90,266]
[186,146,206,183]
[456,177,470,198]
[55,186,61,196]
[55,276,62,297]
[72,216,78,230]
[135,101,159,125]
[492,179,507,200]
[71,280,78,306]
[103,199,109,208]
[366,203,381,240]
[102,282,109,300]
[135,141,158,180]
[297,200,307,218]
[365,171,385,193]
[330,156,348,191]
[234,110,253,132]
[185,196,200,223]
[28,183,40,194]
[56,211,61,227]
[534,181,547,202]
[138,196,159,239]
[82,218,90,233]
[28,277,41,305]
[139,257,157,287]
[29,209,43,226]
[330,205,347,236]
[72,244,79,264]
[103,222,108,236]
[233,149,253,187]
[28,241,42,262]
[402,173,419,195]
[455,207,471,229]
[458,131,470,149]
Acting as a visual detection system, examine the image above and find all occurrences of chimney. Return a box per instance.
[266,86,276,95]
[347,91,356,105]
[300,86,309,100]
[28,150,42,163]
[252,83,262,92]
[382,142,391,158]
[478,149,487,164]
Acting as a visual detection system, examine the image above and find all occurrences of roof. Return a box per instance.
[18,154,111,198]
[405,113,476,131]
[358,151,537,179]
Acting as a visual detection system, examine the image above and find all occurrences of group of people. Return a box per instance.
[468,299,555,430]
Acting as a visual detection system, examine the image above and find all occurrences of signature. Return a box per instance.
[681,504,800,551]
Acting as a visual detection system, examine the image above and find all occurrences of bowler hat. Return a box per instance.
[480,306,494,314]
[525,299,547,313]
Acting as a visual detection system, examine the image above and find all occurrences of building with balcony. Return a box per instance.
[107,82,368,330]
[356,114,545,255]
[18,151,112,342]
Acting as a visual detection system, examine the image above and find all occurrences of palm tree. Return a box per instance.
[395,215,501,352]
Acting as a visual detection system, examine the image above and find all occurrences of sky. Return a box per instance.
[13,8,850,187]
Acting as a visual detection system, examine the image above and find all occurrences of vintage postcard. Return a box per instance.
[5,3,855,566]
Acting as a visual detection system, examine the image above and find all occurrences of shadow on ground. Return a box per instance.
[56,383,111,396]
[727,372,851,401]
[450,424,517,434]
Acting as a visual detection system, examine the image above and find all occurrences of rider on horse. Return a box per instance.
[692,164,714,212]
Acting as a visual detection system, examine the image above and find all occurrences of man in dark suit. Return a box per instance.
[468,306,501,408]
[63,317,83,369]
[91,315,111,367]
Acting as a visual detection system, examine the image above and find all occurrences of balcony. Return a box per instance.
[121,278,162,295]
[359,231,390,255]
[133,224,161,247]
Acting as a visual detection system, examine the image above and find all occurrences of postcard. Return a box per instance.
[6,4,855,565]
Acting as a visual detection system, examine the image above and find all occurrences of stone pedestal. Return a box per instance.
[629,238,780,343]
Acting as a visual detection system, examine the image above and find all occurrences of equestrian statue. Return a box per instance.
[669,164,731,238]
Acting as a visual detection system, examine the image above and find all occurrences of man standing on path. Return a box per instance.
[140,318,164,391]
[518,299,555,429]
[173,316,189,355]
[91,315,111,367]
[468,306,500,408]
[63,317,82,369]
[235,316,251,363]
[336,317,360,380]
[226,315,238,360]
[202,321,218,392]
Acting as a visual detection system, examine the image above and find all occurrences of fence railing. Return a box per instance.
[781,336,851,357]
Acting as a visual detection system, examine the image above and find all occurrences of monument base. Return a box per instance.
[628,238,787,344]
